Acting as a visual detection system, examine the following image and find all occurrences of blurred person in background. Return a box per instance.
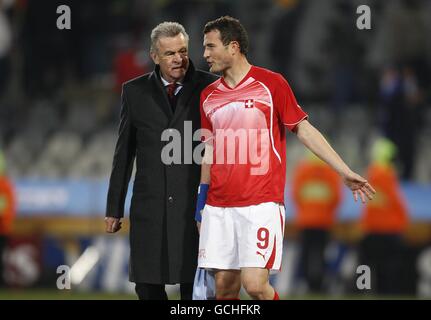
[0,151,16,288]
[269,0,304,79]
[376,0,429,180]
[113,34,150,93]
[323,0,365,115]
[291,150,342,294]
[105,22,217,300]
[22,0,73,98]
[380,64,425,181]
[377,0,430,80]
[359,138,409,295]
[0,0,13,98]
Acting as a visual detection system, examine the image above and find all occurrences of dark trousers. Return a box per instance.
[0,57,10,97]
[0,236,6,287]
[298,228,330,293]
[135,283,193,300]
[358,234,406,295]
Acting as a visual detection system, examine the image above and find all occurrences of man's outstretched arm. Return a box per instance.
[295,120,376,203]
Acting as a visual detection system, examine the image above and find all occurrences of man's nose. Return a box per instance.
[173,52,183,63]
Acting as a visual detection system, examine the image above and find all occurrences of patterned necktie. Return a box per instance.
[166,83,178,112]
[166,83,177,101]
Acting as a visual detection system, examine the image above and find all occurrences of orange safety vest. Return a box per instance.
[361,164,408,234]
[0,176,16,235]
[291,161,342,229]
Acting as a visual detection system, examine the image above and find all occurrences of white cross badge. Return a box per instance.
[244,99,254,108]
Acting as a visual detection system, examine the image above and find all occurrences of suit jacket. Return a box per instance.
[106,61,218,284]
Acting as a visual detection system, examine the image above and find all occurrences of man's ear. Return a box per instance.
[229,41,240,56]
[150,51,159,65]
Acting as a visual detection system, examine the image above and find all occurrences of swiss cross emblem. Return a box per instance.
[244,99,254,108]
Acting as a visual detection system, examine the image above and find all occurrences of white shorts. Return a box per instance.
[198,202,285,271]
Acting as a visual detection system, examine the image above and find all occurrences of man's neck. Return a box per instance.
[223,57,251,88]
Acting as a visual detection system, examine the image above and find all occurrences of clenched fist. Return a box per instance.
[105,217,122,233]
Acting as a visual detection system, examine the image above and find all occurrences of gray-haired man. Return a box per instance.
[105,22,218,300]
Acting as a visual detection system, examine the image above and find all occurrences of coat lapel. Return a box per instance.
[148,61,200,125]
[149,68,174,119]
[170,61,199,126]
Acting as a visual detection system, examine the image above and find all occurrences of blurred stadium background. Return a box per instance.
[0,0,430,299]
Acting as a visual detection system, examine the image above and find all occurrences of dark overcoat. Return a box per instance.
[106,61,217,284]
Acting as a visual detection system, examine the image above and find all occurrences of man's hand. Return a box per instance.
[197,221,201,234]
[105,217,122,233]
[342,171,376,203]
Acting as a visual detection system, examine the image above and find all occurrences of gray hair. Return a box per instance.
[150,22,189,53]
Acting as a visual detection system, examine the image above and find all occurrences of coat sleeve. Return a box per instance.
[106,86,137,218]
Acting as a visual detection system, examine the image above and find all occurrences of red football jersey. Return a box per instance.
[200,66,308,207]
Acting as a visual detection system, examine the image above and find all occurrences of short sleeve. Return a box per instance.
[200,91,213,142]
[275,75,308,132]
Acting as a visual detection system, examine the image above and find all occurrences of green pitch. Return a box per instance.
[0,289,139,300]
[0,289,419,300]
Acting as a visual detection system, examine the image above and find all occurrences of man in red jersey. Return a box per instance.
[194,16,375,300]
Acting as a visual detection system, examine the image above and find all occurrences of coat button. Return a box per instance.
[168,196,174,203]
